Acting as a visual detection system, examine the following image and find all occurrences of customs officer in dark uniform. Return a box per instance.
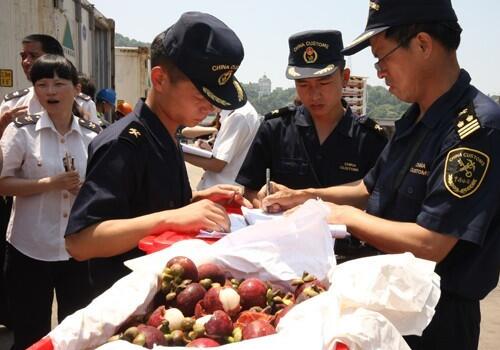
[262,1,500,349]
[65,12,249,297]
[236,30,387,204]
[236,31,387,261]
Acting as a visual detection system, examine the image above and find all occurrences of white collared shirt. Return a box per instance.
[0,86,100,124]
[197,101,262,190]
[0,111,98,261]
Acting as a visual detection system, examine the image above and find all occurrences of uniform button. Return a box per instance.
[60,138,65,143]
[407,186,414,195]
[63,212,68,218]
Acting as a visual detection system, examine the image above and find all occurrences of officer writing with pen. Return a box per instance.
[64,12,251,297]
[236,30,387,261]
[261,1,500,348]
[236,30,387,205]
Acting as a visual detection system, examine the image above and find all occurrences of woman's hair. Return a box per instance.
[31,54,83,118]
[29,54,79,85]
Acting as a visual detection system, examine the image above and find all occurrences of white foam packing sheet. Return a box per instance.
[48,200,440,350]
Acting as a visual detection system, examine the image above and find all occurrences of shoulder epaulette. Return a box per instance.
[78,118,102,133]
[119,121,146,144]
[4,88,30,102]
[357,115,387,137]
[456,102,481,140]
[264,105,296,121]
[76,92,91,102]
[13,114,39,128]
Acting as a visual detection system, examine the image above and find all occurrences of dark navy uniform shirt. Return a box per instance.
[66,99,192,296]
[236,104,387,191]
[364,70,500,300]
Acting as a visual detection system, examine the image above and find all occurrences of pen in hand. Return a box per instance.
[63,153,76,172]
[63,153,69,172]
[266,168,271,197]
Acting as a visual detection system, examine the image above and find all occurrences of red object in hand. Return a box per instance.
[138,205,242,254]
[138,231,217,254]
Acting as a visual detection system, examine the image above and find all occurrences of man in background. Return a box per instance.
[184,101,262,190]
[0,34,98,134]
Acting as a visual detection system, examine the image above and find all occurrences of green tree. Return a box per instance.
[366,85,409,119]
[242,83,296,115]
[115,33,150,47]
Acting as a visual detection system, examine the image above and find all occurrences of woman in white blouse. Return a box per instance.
[0,54,100,349]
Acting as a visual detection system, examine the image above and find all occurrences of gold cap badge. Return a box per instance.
[303,47,318,64]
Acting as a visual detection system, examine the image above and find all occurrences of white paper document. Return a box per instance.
[180,142,213,158]
[197,206,350,239]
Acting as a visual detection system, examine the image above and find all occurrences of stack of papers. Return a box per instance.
[197,207,350,239]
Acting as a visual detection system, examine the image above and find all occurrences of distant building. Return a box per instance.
[342,75,368,115]
[492,95,500,104]
[258,74,272,97]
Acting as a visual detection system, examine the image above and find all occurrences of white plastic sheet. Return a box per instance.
[49,200,440,350]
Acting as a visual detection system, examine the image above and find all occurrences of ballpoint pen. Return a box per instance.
[63,153,69,172]
[266,168,271,197]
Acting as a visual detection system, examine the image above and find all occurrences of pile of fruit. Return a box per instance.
[107,256,328,348]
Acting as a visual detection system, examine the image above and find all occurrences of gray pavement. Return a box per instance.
[0,163,498,349]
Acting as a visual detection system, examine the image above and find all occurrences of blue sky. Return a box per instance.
[91,0,500,95]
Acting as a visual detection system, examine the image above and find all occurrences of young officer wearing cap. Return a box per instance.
[236,30,387,261]
[262,1,500,348]
[65,12,250,297]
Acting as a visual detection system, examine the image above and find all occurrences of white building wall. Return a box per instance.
[115,47,150,105]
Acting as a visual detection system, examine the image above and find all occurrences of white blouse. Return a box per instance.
[0,111,98,261]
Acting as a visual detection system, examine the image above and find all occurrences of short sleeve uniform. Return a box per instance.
[236,104,387,190]
[364,70,500,301]
[197,102,262,189]
[0,112,99,260]
[66,99,192,295]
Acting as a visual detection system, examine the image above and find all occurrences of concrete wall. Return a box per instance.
[115,46,150,105]
[0,0,114,98]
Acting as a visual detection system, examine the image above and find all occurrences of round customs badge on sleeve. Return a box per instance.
[444,147,490,198]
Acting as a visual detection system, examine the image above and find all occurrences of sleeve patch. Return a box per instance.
[444,147,490,198]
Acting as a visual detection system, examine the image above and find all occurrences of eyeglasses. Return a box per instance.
[373,34,416,72]
[373,42,405,72]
